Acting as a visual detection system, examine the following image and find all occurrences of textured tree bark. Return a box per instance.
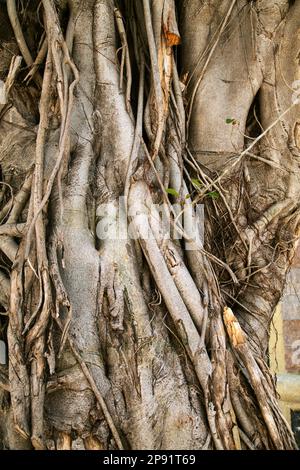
[0,0,299,449]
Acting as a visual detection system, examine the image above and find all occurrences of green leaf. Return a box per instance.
[166,187,179,197]
[226,117,239,125]
[191,178,203,188]
[207,191,219,200]
[185,193,191,199]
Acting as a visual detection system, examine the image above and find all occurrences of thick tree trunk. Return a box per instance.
[0,0,299,449]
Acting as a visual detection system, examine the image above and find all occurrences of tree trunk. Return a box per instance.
[0,0,299,450]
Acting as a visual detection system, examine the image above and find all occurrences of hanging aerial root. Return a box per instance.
[128,179,229,447]
[0,55,22,109]
[114,8,132,113]
[223,306,297,449]
[7,243,31,442]
[226,351,267,448]
[162,0,181,47]
[142,0,179,160]
[24,47,53,448]
[0,173,32,224]
[6,0,42,87]
[24,38,48,85]
[209,315,236,449]
[55,318,124,450]
[0,223,25,236]
[4,0,80,448]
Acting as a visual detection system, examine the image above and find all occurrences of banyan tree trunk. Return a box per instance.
[0,0,299,450]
